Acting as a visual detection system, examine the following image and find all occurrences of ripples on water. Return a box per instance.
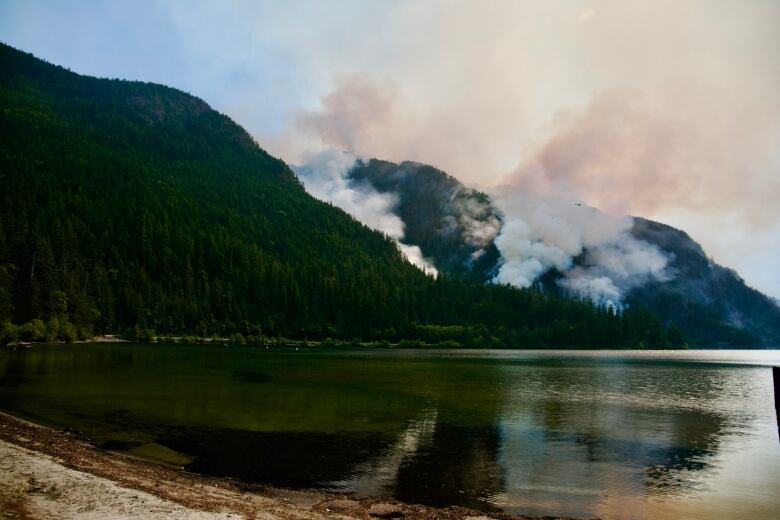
[0,345,778,519]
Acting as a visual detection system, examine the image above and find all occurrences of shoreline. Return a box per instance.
[4,338,701,351]
[3,331,703,351]
[0,411,587,520]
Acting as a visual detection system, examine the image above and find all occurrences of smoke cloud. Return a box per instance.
[296,75,409,157]
[267,1,780,298]
[292,73,515,194]
[505,89,780,223]
[292,149,438,277]
[397,243,438,278]
[492,191,671,309]
[293,149,404,238]
[449,194,502,253]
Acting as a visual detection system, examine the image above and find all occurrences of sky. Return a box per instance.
[1,0,778,298]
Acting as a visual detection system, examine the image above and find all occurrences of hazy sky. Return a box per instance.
[2,0,778,297]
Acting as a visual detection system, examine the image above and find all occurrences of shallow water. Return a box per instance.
[1,344,778,519]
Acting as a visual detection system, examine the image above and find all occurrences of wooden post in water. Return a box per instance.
[774,366,780,442]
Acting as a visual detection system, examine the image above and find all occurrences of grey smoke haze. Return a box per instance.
[292,150,438,277]
[296,75,407,157]
[506,89,780,223]
[491,191,672,309]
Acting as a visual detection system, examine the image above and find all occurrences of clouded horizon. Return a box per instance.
[2,0,778,297]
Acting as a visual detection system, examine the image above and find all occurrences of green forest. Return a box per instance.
[0,42,685,349]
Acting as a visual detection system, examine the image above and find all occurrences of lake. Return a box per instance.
[1,344,778,519]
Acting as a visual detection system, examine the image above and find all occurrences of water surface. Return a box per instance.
[1,345,778,519]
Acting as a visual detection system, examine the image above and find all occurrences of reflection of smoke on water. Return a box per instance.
[491,409,725,518]
[488,363,751,519]
[325,406,439,495]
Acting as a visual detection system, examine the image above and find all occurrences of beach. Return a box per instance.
[0,412,579,520]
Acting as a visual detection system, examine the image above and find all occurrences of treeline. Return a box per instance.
[0,42,685,349]
[109,315,685,350]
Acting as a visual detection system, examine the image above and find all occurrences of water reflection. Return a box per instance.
[328,407,440,496]
[0,345,778,519]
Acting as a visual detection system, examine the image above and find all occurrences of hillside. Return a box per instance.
[628,218,780,347]
[348,159,502,282]
[0,42,678,348]
[341,159,780,347]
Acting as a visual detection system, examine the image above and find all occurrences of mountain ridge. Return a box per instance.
[336,157,780,347]
[0,41,678,349]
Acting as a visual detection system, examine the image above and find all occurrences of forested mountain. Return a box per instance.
[627,218,780,347]
[348,159,502,282]
[0,42,680,348]
[344,159,780,347]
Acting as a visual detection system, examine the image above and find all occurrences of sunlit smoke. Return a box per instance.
[491,191,671,309]
[397,243,438,277]
[292,149,438,277]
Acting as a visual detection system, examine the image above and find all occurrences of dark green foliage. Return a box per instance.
[0,42,680,348]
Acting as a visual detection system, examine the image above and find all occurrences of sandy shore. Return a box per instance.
[0,412,588,520]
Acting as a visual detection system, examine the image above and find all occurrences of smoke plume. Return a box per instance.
[292,150,438,277]
[293,150,670,307]
[491,191,671,309]
[449,193,502,256]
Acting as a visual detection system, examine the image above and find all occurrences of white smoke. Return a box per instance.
[435,186,502,267]
[397,243,438,277]
[451,192,502,258]
[293,149,404,238]
[292,149,438,277]
[493,218,572,287]
[491,191,671,309]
